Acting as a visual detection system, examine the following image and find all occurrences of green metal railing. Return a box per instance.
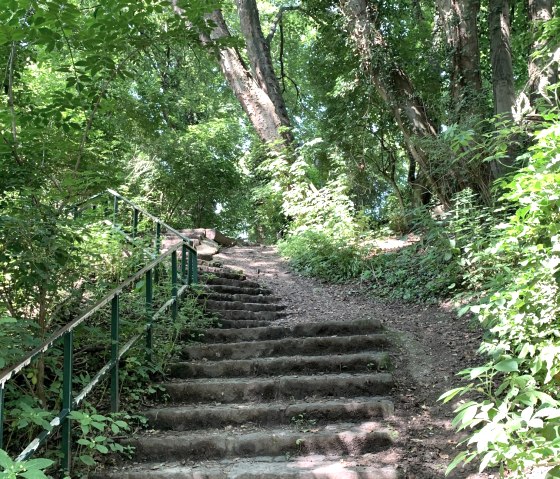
[0,189,198,472]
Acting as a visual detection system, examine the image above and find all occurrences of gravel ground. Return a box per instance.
[213,245,494,479]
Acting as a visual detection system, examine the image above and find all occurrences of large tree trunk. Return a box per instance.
[527,0,557,106]
[199,7,292,145]
[489,0,515,118]
[437,0,482,117]
[340,0,448,206]
[488,0,516,178]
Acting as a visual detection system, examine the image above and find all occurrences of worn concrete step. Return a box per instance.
[93,457,400,479]
[145,397,394,431]
[199,319,384,344]
[202,292,281,304]
[205,277,262,289]
[126,422,395,462]
[180,334,390,361]
[199,269,246,281]
[202,300,286,313]
[207,310,284,322]
[215,319,272,329]
[169,352,390,379]
[206,284,272,296]
[162,372,393,403]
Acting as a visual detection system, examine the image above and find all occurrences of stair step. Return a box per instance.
[202,292,281,304]
[93,458,400,479]
[199,319,384,343]
[205,277,262,289]
[216,319,272,328]
[207,310,284,322]
[125,422,395,462]
[162,372,393,403]
[169,352,390,379]
[202,300,286,312]
[206,284,272,296]
[145,397,394,431]
[199,268,245,280]
[180,335,390,361]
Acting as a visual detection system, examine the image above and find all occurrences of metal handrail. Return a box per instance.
[105,189,197,254]
[0,191,199,473]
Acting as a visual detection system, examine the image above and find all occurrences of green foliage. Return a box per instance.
[0,449,53,479]
[279,230,367,282]
[278,145,374,282]
[442,120,560,477]
[69,409,134,471]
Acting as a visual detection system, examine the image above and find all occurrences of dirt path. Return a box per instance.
[214,245,493,479]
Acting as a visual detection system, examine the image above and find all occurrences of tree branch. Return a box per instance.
[7,42,22,165]
[266,5,300,44]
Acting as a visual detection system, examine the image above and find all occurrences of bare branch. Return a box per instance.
[7,42,22,165]
[266,5,300,44]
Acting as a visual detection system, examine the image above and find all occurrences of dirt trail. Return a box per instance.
[214,245,493,479]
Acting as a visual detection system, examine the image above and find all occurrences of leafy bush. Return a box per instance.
[442,121,560,477]
[0,449,53,479]
[279,230,367,282]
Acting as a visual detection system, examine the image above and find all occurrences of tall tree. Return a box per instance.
[339,0,448,206]
[527,0,558,106]
[488,0,516,178]
[437,0,482,117]
[489,0,516,118]
[197,2,293,146]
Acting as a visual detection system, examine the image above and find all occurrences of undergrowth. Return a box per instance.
[279,118,560,477]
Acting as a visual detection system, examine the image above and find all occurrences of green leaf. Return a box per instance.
[438,387,465,404]
[20,470,49,479]
[95,444,109,454]
[495,359,518,372]
[79,455,96,466]
[445,451,468,475]
[546,466,560,478]
[22,459,53,470]
[0,449,14,468]
[20,469,49,479]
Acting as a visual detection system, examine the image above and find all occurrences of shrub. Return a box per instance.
[442,121,560,477]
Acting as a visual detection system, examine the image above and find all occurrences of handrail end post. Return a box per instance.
[110,295,120,413]
[61,331,74,474]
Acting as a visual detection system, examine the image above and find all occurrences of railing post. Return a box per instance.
[181,243,187,283]
[154,222,161,284]
[110,295,120,413]
[61,331,74,473]
[0,383,4,450]
[132,209,139,239]
[112,196,119,226]
[145,269,153,363]
[171,251,178,322]
[188,251,198,285]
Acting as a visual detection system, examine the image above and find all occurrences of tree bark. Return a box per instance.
[197,4,292,146]
[340,0,448,206]
[236,0,292,138]
[488,0,517,178]
[489,0,515,118]
[527,0,557,106]
[437,0,482,117]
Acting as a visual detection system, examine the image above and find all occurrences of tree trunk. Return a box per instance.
[527,0,557,106]
[437,0,482,117]
[489,0,515,118]
[488,0,517,178]
[340,0,448,206]
[199,6,292,146]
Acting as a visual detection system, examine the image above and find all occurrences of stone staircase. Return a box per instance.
[95,257,399,478]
